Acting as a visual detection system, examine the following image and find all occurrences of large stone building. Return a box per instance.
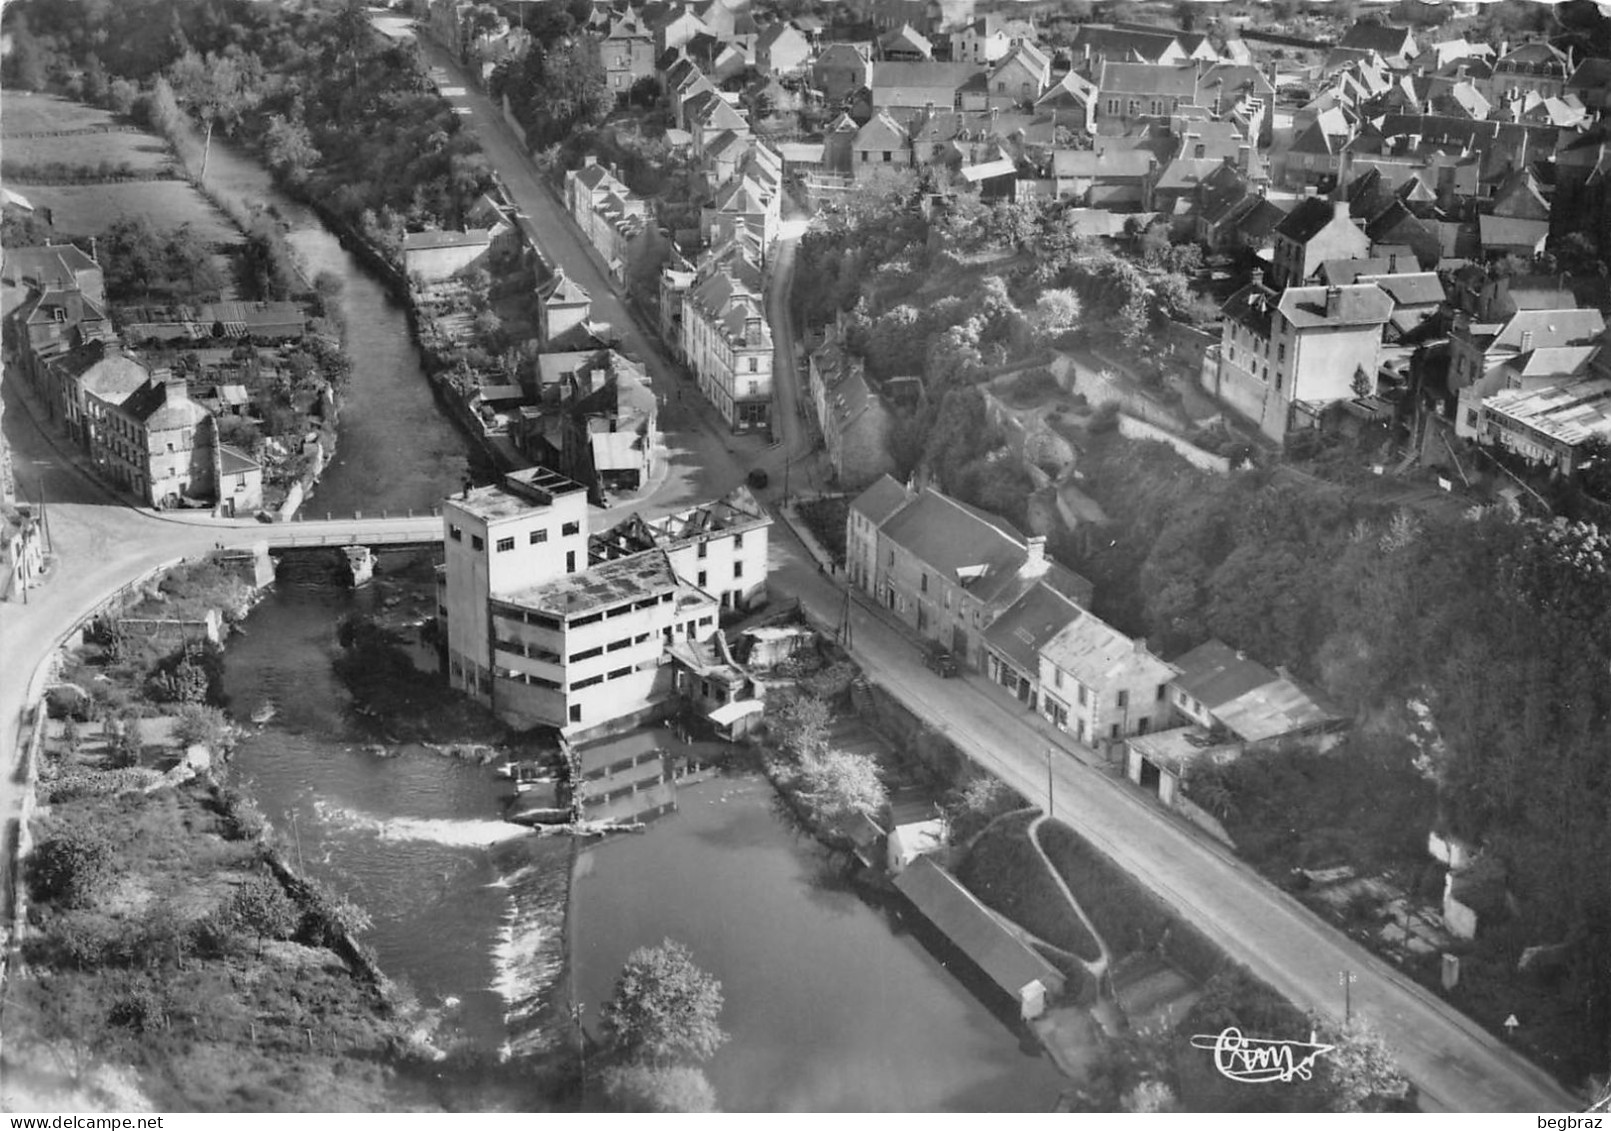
[1211,282,1392,442]
[679,237,773,432]
[438,470,769,738]
[845,478,1092,672]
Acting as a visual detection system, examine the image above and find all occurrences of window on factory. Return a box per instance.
[562,521,580,536]
[530,529,548,544]
[471,535,484,551]
[450,525,463,542]
[496,537,515,552]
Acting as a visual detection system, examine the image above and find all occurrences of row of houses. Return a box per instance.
[843,476,1343,764]
[2,242,269,512]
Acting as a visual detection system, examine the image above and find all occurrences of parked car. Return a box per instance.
[922,642,959,678]
[747,467,770,490]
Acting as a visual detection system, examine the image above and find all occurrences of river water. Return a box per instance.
[208,140,1066,1110]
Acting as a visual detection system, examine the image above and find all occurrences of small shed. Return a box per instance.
[708,698,765,741]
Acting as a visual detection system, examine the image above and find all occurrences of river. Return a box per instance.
[192,140,477,514]
[209,140,1066,1110]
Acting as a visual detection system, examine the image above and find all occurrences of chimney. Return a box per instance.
[1520,329,1534,352]
[1325,286,1343,319]
[1388,252,1399,272]
[745,315,764,341]
[583,155,598,167]
[1023,535,1047,575]
[1237,144,1250,172]
[89,236,98,264]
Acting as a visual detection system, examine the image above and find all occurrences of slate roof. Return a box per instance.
[1041,609,1176,688]
[1097,61,1199,98]
[1478,214,1551,251]
[983,582,1085,675]
[538,269,591,306]
[1276,196,1349,243]
[1070,25,1183,64]
[849,476,911,525]
[1214,675,1344,744]
[218,444,260,475]
[116,378,210,431]
[1362,271,1446,307]
[1171,639,1278,710]
[1278,284,1394,329]
[1,243,99,290]
[53,343,148,403]
[893,857,1065,998]
[871,61,982,93]
[1338,21,1415,57]
[879,22,933,57]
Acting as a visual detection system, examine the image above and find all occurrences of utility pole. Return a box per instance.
[836,585,853,649]
[37,476,52,555]
[1339,969,1357,1025]
[1046,748,1054,821]
[571,1002,588,1107]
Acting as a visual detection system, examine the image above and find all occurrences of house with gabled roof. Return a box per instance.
[537,269,592,344]
[986,42,1051,109]
[1035,71,1098,133]
[652,5,710,58]
[98,374,216,509]
[1038,611,1177,747]
[600,11,657,100]
[983,580,1086,711]
[950,14,1016,66]
[1477,375,1611,475]
[846,479,1092,672]
[1339,19,1418,62]
[757,20,811,75]
[1449,306,1606,436]
[879,22,933,61]
[1068,24,1187,70]
[42,340,147,450]
[1485,41,1572,103]
[1212,282,1393,442]
[814,42,875,104]
[852,109,913,175]
[1,242,105,307]
[1092,62,1200,131]
[1157,639,1346,753]
[870,60,981,111]
[679,239,772,432]
[808,325,896,489]
[1566,57,1611,114]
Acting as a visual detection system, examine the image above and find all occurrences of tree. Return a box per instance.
[1121,1079,1182,1112]
[601,938,728,1066]
[795,748,888,827]
[263,114,321,186]
[110,715,143,768]
[61,718,83,758]
[600,1063,719,1112]
[169,50,264,181]
[1031,288,1083,337]
[173,703,231,753]
[231,874,299,954]
[1318,1021,1413,1112]
[30,827,117,908]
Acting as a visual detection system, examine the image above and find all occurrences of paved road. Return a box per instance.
[762,545,1579,1113]
[417,41,757,517]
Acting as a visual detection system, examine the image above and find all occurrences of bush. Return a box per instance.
[30,827,118,909]
[173,704,231,754]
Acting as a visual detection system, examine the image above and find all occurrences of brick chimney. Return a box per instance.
[1325,286,1343,319]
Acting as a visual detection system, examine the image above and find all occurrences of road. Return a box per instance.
[0,33,1584,1115]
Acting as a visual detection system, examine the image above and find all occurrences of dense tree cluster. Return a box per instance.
[490,1,611,154]
[599,939,726,1112]
[4,0,493,263]
[1067,433,1611,1079]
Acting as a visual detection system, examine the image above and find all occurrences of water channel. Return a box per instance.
[209,141,1066,1110]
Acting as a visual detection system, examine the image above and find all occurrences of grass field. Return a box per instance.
[2,91,237,245]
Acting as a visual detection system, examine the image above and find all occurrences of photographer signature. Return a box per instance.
[1188,1027,1336,1084]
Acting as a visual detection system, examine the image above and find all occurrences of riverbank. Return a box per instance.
[0,549,441,1112]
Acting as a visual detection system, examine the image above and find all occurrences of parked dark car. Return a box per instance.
[746,467,770,490]
[922,642,959,678]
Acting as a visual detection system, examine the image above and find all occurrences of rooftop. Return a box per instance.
[503,548,681,618]
[1041,610,1174,688]
[1485,377,1611,448]
[446,467,589,522]
[983,582,1085,675]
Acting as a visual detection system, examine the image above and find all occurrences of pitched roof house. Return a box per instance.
[1038,611,1177,745]
[1270,192,1370,289]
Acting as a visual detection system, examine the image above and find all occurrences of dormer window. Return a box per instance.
[51,307,65,323]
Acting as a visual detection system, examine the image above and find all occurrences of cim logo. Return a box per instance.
[1189,1027,1336,1084]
